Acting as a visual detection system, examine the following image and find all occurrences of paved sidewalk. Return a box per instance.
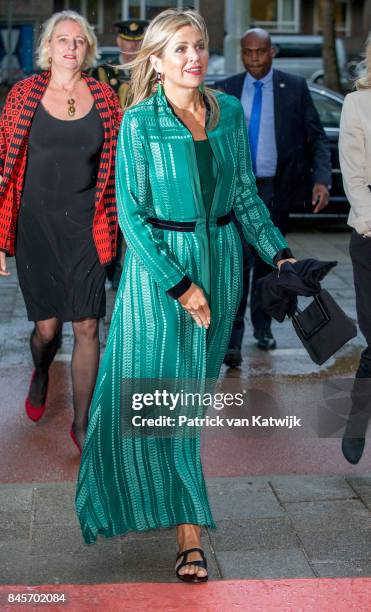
[1,475,371,585]
[1,228,371,591]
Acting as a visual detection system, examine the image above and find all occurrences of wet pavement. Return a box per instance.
[1,227,371,592]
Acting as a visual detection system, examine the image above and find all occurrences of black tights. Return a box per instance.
[70,319,100,449]
[28,317,100,449]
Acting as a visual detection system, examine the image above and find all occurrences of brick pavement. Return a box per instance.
[1,228,371,589]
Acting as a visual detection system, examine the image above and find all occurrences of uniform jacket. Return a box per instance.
[90,58,131,109]
[216,69,332,212]
[339,89,371,237]
[0,71,122,264]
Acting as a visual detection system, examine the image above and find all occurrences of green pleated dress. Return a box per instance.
[75,89,288,544]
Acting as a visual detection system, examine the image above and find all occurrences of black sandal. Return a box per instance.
[175,547,208,583]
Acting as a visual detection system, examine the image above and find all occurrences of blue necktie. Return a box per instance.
[248,80,263,175]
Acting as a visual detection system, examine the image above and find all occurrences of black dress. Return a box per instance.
[16,102,106,322]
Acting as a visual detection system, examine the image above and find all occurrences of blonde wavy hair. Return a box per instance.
[123,8,220,129]
[355,32,371,89]
[36,10,99,71]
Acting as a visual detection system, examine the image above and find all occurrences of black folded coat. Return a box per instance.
[256,259,338,322]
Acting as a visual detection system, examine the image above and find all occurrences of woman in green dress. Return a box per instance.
[75,8,294,582]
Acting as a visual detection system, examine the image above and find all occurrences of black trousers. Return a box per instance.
[345,230,371,437]
[228,182,289,350]
[349,230,371,377]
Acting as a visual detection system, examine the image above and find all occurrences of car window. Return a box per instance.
[272,42,322,58]
[99,54,117,63]
[310,90,342,128]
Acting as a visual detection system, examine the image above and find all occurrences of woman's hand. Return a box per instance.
[276,257,297,269]
[178,283,210,329]
[0,251,10,276]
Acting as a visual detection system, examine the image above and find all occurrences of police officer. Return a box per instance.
[91,19,148,289]
[93,19,148,108]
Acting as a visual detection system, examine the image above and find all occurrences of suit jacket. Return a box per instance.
[0,71,123,264]
[215,69,332,212]
[339,89,371,237]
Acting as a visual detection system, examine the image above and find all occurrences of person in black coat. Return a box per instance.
[216,28,332,365]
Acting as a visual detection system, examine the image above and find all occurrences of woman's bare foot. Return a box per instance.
[175,524,208,580]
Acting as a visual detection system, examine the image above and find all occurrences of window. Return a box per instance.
[145,1,178,21]
[314,0,351,37]
[310,90,342,129]
[116,0,200,21]
[251,0,300,33]
[64,0,104,33]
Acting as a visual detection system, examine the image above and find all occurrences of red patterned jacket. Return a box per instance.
[0,71,122,264]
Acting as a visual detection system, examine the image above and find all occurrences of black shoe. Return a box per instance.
[254,329,277,351]
[223,347,242,368]
[175,547,208,583]
[341,436,365,464]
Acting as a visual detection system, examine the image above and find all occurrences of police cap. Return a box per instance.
[114,19,149,41]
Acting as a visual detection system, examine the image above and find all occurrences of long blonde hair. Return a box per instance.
[36,10,99,71]
[123,9,220,129]
[355,32,371,89]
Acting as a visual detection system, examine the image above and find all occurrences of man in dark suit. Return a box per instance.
[217,28,332,366]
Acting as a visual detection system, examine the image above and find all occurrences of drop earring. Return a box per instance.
[156,72,163,95]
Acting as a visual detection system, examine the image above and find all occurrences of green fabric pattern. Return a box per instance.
[75,88,288,544]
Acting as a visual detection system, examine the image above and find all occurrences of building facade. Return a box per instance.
[0,0,368,79]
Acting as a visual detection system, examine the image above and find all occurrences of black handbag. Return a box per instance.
[291,289,357,365]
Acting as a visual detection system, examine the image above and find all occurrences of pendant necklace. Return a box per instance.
[51,75,81,117]
[67,96,76,117]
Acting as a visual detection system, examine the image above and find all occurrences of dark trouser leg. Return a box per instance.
[249,184,288,335]
[250,250,274,333]
[228,233,251,349]
[343,231,371,462]
[228,182,287,351]
[349,231,371,381]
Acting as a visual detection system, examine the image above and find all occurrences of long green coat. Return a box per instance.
[75,87,287,543]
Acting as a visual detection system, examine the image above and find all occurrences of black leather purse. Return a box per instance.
[291,289,357,365]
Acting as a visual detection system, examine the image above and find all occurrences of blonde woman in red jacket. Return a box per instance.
[0,11,121,452]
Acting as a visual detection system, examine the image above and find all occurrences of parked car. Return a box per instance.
[271,35,351,91]
[96,46,119,65]
[297,82,347,217]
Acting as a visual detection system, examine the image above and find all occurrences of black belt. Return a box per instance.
[147,212,232,232]
[256,176,275,187]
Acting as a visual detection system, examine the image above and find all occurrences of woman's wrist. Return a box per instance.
[166,275,192,300]
[273,248,294,265]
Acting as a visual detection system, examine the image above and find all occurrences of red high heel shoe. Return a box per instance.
[70,428,82,455]
[25,370,48,422]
